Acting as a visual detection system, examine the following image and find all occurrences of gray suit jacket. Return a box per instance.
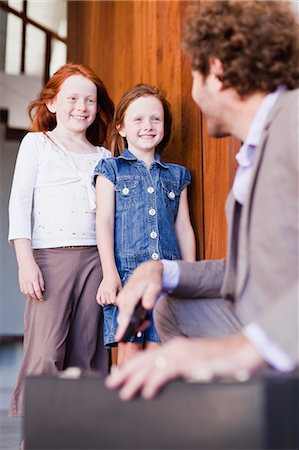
[173,89,299,366]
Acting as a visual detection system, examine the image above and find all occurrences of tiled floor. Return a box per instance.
[0,410,23,450]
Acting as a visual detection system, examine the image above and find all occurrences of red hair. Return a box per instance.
[28,63,114,146]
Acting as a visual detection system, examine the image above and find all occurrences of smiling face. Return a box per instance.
[118,95,164,156]
[47,74,97,136]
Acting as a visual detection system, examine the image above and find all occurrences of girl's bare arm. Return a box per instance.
[95,176,122,305]
[175,187,196,262]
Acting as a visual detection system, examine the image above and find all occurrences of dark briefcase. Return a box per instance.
[24,371,299,450]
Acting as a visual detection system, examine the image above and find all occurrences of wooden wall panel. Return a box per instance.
[67,0,239,260]
[202,122,239,259]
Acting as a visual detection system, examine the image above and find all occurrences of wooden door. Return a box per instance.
[68,0,239,260]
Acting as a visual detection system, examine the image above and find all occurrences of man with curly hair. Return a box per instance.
[106,0,299,399]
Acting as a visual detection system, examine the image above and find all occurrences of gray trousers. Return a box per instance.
[9,247,108,417]
[154,296,243,342]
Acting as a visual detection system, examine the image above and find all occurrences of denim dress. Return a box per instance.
[93,148,191,347]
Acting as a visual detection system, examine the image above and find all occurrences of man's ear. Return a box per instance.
[209,57,223,77]
[208,58,223,90]
[46,101,56,114]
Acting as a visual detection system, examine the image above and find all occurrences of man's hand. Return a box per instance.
[114,260,163,341]
[106,333,266,400]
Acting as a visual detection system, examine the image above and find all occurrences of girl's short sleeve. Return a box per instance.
[93,158,116,186]
[180,166,191,191]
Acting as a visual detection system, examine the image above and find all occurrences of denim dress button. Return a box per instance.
[168,191,175,200]
[122,187,130,196]
[150,231,157,239]
[151,252,159,260]
[149,208,156,216]
[147,186,155,194]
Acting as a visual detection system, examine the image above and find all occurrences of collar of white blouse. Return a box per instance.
[45,132,98,212]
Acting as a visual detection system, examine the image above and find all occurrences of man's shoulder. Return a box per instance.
[278,88,298,109]
[266,88,298,131]
[264,89,298,162]
[283,88,299,97]
[278,88,298,119]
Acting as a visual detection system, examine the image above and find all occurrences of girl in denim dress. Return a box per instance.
[94,84,196,364]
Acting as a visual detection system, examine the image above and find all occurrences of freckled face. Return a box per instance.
[119,96,164,155]
[47,74,97,135]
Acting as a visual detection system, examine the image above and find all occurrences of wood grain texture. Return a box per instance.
[202,118,239,259]
[68,0,240,260]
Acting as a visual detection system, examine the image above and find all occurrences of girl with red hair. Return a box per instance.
[8,63,114,417]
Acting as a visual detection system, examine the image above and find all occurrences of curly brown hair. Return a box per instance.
[28,63,114,146]
[111,84,172,156]
[183,0,299,96]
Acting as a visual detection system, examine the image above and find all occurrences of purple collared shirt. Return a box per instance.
[232,85,286,204]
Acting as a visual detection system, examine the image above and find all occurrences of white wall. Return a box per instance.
[0,127,24,410]
[0,126,25,336]
[0,72,42,129]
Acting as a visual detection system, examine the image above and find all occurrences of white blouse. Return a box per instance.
[8,132,111,248]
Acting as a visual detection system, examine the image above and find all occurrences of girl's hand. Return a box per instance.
[18,259,45,302]
[114,261,163,342]
[96,273,122,306]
